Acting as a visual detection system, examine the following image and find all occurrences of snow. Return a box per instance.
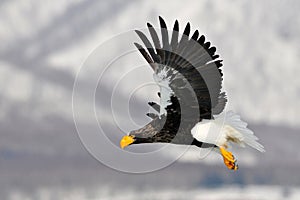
[6,185,300,200]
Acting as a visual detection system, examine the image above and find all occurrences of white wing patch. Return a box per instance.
[153,67,174,116]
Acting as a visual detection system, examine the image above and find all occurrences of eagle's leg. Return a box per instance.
[219,147,238,171]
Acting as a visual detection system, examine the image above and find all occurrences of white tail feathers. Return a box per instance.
[191,111,265,152]
[220,111,265,152]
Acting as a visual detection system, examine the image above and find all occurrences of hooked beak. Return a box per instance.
[120,135,135,149]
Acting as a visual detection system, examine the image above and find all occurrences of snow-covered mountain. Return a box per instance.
[1,0,299,128]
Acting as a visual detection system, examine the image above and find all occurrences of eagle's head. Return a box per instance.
[120,122,161,149]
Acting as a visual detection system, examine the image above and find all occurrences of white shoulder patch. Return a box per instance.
[153,68,174,116]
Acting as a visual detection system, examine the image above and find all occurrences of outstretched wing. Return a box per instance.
[135,16,226,122]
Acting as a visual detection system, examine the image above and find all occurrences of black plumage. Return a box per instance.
[128,16,226,148]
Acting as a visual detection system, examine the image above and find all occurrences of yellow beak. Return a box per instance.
[120,135,135,149]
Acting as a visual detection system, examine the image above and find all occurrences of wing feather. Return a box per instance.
[134,16,226,125]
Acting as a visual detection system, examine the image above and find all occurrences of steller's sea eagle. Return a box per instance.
[120,16,264,170]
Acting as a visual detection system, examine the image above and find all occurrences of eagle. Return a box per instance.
[120,16,264,170]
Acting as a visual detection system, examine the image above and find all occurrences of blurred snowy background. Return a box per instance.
[1,0,300,199]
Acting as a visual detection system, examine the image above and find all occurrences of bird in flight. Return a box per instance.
[120,16,264,170]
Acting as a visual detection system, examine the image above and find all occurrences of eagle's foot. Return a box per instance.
[220,147,238,171]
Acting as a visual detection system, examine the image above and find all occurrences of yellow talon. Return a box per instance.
[220,147,238,171]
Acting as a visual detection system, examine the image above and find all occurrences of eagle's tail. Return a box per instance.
[221,111,265,152]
